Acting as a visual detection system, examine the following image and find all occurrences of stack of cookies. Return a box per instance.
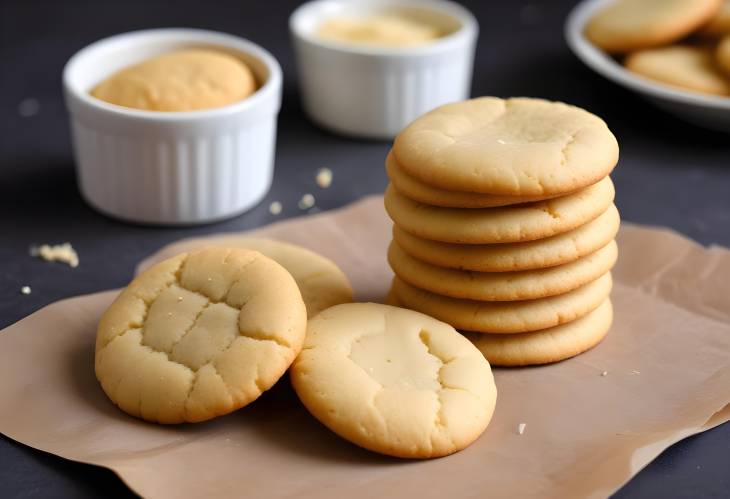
[385,97,620,367]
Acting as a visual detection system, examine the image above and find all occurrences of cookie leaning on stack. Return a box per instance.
[384,97,620,367]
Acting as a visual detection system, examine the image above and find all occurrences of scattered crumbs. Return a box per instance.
[30,242,79,268]
[298,193,315,210]
[269,201,282,215]
[315,167,333,188]
[601,371,608,377]
[631,370,641,375]
[517,423,526,435]
[18,98,40,118]
[20,286,31,295]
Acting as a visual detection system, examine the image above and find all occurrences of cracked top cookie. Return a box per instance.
[95,247,307,424]
[392,97,618,196]
[290,303,497,458]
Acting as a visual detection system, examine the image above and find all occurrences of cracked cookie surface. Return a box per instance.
[384,178,614,244]
[95,247,307,424]
[392,97,618,196]
[291,303,497,458]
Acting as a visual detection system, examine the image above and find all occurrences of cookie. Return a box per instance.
[392,272,612,334]
[143,237,353,317]
[392,97,618,196]
[95,247,307,424]
[585,0,722,54]
[701,1,730,37]
[625,45,730,96]
[91,49,257,112]
[384,178,614,244]
[716,35,730,75]
[466,299,613,366]
[290,303,497,458]
[385,151,559,208]
[392,204,620,272]
[388,240,617,301]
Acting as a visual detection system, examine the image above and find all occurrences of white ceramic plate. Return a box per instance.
[565,0,730,131]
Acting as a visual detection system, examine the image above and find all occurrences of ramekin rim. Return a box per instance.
[62,27,283,122]
[289,0,478,57]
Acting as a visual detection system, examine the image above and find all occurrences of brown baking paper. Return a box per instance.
[1,195,729,499]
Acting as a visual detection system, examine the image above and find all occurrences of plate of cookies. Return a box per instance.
[566,0,730,130]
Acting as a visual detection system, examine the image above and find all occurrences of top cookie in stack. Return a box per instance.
[384,97,620,367]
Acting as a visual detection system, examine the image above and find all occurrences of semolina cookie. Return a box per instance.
[700,1,730,37]
[385,152,560,208]
[392,204,620,272]
[392,97,618,196]
[388,240,617,301]
[384,178,614,244]
[143,237,353,318]
[466,299,613,366]
[625,45,730,96]
[715,35,730,75]
[290,303,497,458]
[585,0,722,54]
[391,272,613,334]
[95,247,307,424]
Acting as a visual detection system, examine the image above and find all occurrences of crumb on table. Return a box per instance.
[30,242,79,268]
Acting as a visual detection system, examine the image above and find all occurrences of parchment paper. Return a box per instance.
[1,195,728,499]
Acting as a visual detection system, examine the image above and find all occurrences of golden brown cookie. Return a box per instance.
[384,178,614,244]
[585,0,722,54]
[95,247,307,423]
[290,303,497,458]
[392,97,618,196]
[625,45,730,96]
[392,204,619,272]
[388,240,617,301]
[391,272,612,334]
[466,299,613,366]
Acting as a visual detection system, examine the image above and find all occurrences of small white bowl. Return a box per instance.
[290,0,478,139]
[63,28,283,225]
[566,0,730,132]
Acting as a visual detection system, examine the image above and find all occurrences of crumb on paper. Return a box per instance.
[269,201,282,215]
[601,371,608,377]
[517,423,526,435]
[18,98,40,118]
[316,168,333,188]
[298,193,315,210]
[30,243,79,268]
[631,370,641,375]
[20,286,31,295]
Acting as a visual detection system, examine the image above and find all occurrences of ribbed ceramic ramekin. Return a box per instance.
[290,0,477,139]
[63,29,282,225]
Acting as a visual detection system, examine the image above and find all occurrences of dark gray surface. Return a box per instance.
[1,0,729,498]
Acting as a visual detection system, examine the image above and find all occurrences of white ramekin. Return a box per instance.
[63,29,282,225]
[290,0,478,139]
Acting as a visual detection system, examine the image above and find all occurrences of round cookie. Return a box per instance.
[91,49,257,112]
[393,204,620,272]
[585,0,722,54]
[392,272,612,334]
[140,237,353,318]
[385,152,560,208]
[466,299,613,366]
[95,247,307,424]
[290,303,497,458]
[388,240,617,301]
[392,97,618,196]
[625,45,730,96]
[384,177,615,244]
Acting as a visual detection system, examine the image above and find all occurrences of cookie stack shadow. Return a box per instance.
[383,98,621,367]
